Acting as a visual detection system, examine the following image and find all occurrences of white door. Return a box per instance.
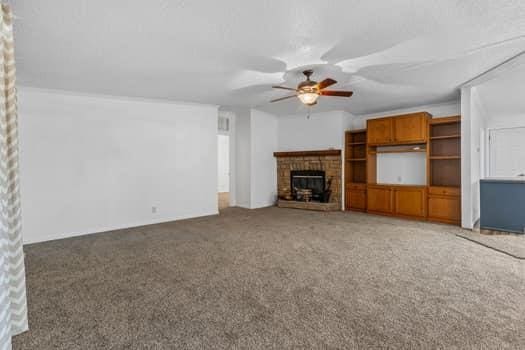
[489,127,525,177]
[217,135,230,192]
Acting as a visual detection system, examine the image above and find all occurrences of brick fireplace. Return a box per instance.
[274,150,342,211]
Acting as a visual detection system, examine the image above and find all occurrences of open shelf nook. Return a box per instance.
[345,130,368,211]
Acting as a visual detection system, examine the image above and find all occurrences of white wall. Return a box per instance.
[228,108,278,209]
[232,107,252,208]
[486,113,525,129]
[460,87,473,229]
[278,111,353,151]
[250,109,278,208]
[470,88,488,227]
[460,87,488,229]
[19,87,219,244]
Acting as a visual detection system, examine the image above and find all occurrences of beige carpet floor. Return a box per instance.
[456,231,525,259]
[14,207,525,349]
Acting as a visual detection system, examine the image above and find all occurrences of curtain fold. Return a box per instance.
[0,4,28,349]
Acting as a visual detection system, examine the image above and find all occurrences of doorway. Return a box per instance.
[218,134,230,209]
[488,127,525,177]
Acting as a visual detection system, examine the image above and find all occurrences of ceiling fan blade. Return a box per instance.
[272,85,297,91]
[317,78,337,90]
[320,90,354,97]
[270,95,297,103]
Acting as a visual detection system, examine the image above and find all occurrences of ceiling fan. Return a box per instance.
[271,69,353,106]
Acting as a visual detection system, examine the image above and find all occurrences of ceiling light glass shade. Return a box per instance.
[298,92,319,105]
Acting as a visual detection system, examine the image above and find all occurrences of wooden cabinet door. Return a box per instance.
[394,187,427,218]
[367,118,393,145]
[367,186,393,214]
[345,183,366,211]
[349,190,366,211]
[428,195,460,224]
[393,114,428,144]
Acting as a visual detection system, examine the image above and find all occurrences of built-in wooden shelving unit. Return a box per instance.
[427,116,461,224]
[344,129,367,211]
[343,112,462,226]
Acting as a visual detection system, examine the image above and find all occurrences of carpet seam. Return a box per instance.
[455,234,525,260]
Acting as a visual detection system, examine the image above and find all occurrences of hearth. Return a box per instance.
[274,149,341,210]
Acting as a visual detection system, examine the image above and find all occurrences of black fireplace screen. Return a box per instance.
[290,170,325,201]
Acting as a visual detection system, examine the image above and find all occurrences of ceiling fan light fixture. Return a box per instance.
[297,91,319,105]
[271,69,351,105]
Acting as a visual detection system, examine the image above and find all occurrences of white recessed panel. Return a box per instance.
[377,153,427,185]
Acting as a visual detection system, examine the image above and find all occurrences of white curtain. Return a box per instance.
[0,4,28,349]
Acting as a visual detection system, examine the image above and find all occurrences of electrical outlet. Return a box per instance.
[151,206,157,214]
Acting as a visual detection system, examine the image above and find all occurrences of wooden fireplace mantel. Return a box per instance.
[273,149,341,158]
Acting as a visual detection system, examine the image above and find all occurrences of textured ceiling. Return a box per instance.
[476,60,525,116]
[12,0,525,115]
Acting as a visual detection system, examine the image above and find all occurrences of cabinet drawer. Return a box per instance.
[428,186,460,196]
[428,195,461,224]
[394,187,427,218]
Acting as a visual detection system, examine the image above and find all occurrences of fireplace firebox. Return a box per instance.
[290,170,326,202]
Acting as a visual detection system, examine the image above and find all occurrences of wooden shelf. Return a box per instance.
[430,135,460,140]
[430,156,460,160]
[347,142,366,145]
[371,183,427,188]
[370,149,426,154]
[347,158,367,161]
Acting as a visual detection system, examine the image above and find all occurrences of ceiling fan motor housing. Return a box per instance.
[298,70,318,92]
